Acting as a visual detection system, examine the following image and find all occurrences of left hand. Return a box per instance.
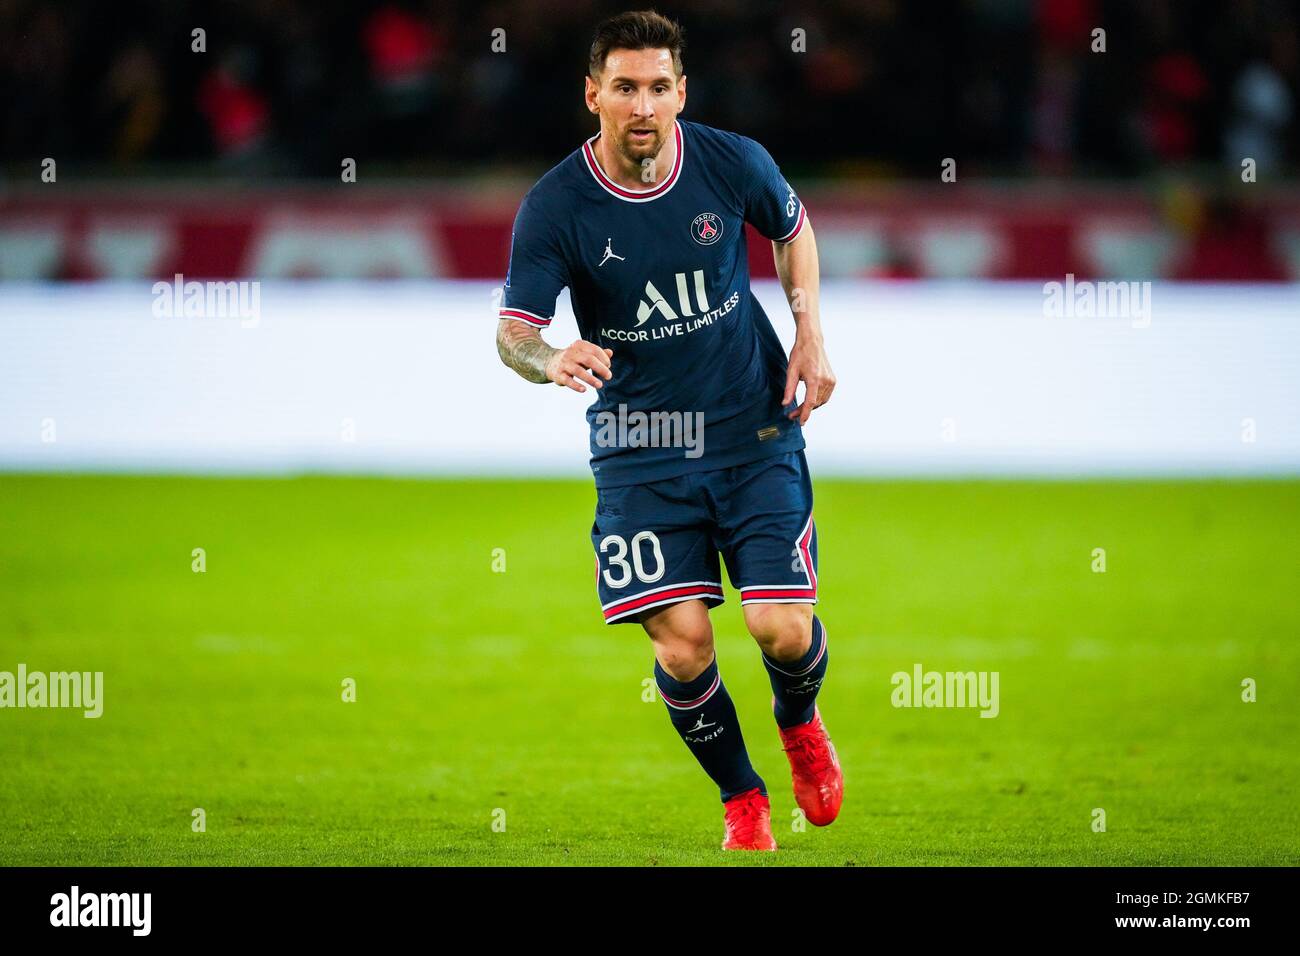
[782,336,836,425]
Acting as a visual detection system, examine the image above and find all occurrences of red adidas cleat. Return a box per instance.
[777,704,844,826]
[721,787,778,851]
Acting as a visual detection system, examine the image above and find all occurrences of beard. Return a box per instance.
[615,125,667,167]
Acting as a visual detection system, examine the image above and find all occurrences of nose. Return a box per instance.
[632,89,654,118]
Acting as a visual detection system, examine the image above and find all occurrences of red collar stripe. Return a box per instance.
[582,123,684,201]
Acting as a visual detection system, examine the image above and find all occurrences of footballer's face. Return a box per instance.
[585,47,686,166]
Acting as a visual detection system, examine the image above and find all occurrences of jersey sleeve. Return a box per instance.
[499,191,569,329]
[740,137,808,244]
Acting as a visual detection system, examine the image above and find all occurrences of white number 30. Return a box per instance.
[600,531,666,588]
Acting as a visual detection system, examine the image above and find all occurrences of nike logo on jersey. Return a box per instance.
[598,238,625,267]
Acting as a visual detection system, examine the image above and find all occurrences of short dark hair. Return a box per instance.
[588,10,685,79]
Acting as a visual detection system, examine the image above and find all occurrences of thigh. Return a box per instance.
[714,450,818,606]
[592,478,724,625]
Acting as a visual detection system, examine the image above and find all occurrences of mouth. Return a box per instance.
[627,128,656,140]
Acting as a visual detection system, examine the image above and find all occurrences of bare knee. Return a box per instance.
[642,600,715,681]
[744,604,813,662]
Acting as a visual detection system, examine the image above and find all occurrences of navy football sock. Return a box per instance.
[762,614,829,729]
[654,656,765,802]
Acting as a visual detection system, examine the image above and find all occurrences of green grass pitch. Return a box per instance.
[1,474,1296,866]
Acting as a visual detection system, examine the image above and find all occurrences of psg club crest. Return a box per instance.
[691,212,724,245]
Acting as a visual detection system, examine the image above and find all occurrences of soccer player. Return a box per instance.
[494,10,841,851]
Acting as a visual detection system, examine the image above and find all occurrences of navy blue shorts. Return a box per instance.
[591,450,819,625]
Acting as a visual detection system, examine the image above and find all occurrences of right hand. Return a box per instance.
[546,340,613,393]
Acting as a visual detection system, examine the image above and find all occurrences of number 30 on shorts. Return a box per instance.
[599,531,665,588]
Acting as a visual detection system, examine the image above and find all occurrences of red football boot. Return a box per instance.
[721,787,777,851]
[777,704,843,826]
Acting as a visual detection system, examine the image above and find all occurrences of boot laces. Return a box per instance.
[784,732,832,775]
[725,793,763,840]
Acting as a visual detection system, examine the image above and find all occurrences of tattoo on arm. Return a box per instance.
[496,318,557,384]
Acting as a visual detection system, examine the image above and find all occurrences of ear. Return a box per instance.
[585,74,600,115]
[677,73,687,113]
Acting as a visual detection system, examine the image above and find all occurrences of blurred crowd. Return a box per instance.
[1,0,1298,178]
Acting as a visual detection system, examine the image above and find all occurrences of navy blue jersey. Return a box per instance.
[500,120,809,488]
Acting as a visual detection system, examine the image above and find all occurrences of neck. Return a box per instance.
[595,121,678,191]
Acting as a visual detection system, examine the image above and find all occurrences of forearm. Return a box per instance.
[496,318,558,384]
[772,222,823,343]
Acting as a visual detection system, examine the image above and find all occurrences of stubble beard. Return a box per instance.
[616,126,667,177]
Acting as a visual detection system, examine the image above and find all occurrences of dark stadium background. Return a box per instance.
[4,0,1299,282]
[7,0,1298,175]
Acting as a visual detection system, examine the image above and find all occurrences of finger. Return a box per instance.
[557,369,586,394]
[815,382,834,408]
[564,371,588,393]
[782,364,800,407]
[578,348,612,380]
[573,342,611,371]
[567,362,604,390]
[573,355,608,387]
[578,341,613,370]
[799,382,821,425]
